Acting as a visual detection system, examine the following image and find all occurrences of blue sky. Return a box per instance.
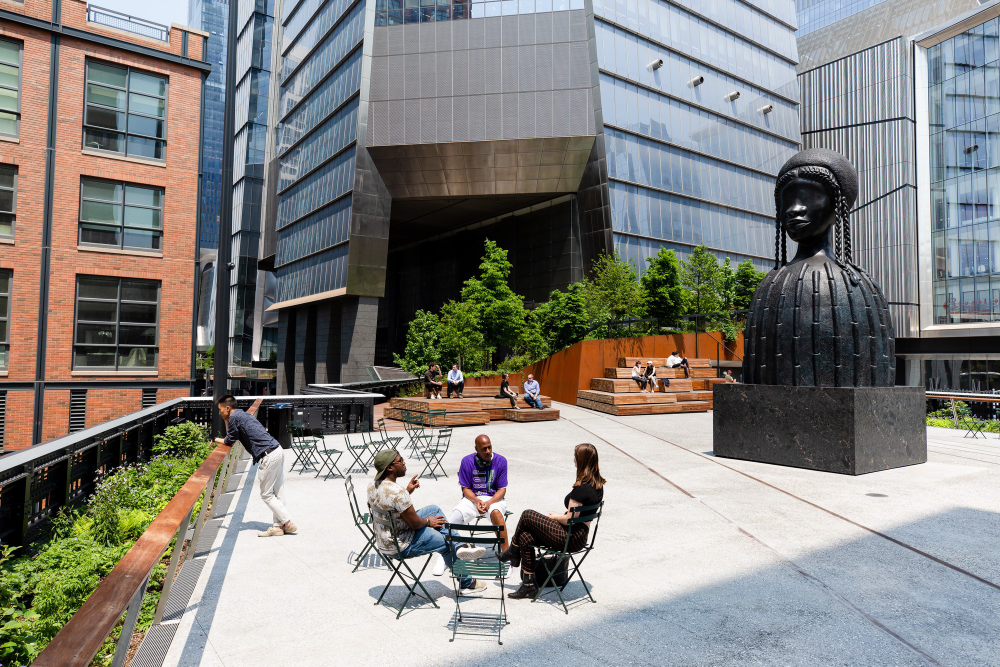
[97,0,192,29]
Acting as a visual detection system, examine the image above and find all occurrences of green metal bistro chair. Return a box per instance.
[444,523,510,644]
[532,501,604,614]
[359,420,386,466]
[345,475,377,573]
[418,426,451,479]
[342,429,371,474]
[377,417,404,452]
[402,410,426,454]
[370,504,440,618]
[311,427,345,479]
[287,420,321,472]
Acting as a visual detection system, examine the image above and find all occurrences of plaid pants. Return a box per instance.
[510,509,587,574]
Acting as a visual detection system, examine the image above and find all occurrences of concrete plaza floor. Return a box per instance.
[162,404,1000,666]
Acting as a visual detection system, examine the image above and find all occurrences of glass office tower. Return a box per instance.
[189,0,228,349]
[265,0,803,388]
[927,22,1000,325]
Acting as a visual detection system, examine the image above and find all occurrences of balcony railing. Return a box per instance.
[86,4,170,42]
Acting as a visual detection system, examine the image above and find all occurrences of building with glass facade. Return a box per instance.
[264,0,802,389]
[796,0,1000,391]
[190,0,229,351]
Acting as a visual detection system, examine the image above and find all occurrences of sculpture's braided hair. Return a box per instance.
[773,165,854,268]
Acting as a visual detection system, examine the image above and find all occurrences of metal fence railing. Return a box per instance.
[86,4,170,41]
[0,393,381,548]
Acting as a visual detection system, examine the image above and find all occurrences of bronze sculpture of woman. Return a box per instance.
[742,148,895,387]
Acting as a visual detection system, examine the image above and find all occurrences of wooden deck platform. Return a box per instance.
[504,408,560,422]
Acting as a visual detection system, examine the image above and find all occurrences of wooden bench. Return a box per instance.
[504,408,560,422]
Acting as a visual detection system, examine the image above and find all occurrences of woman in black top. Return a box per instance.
[499,443,606,599]
[495,372,519,409]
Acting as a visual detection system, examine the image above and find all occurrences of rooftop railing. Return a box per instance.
[0,393,380,548]
[86,4,170,41]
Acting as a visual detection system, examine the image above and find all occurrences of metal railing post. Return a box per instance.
[152,505,194,624]
[110,572,151,667]
[189,461,223,554]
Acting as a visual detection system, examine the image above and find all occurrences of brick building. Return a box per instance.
[0,0,209,450]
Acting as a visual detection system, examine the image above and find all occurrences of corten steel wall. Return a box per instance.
[0,2,208,449]
[522,332,744,405]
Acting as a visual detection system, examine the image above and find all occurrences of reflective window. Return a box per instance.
[0,164,15,238]
[83,61,167,160]
[278,99,358,192]
[794,0,888,38]
[79,177,163,251]
[928,17,1000,323]
[374,0,583,27]
[74,276,159,370]
[0,39,21,138]
[0,270,9,370]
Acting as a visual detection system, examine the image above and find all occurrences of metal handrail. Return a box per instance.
[33,442,239,667]
[702,330,743,377]
[86,4,169,41]
[0,393,382,548]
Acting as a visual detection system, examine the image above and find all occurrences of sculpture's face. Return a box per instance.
[778,176,836,243]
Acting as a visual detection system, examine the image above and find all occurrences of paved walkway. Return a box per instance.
[163,405,1000,666]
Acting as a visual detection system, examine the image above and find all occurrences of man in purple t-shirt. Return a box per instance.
[434,434,509,574]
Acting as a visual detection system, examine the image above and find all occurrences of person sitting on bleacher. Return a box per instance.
[666,351,691,378]
[631,361,647,391]
[643,360,664,392]
[447,363,465,399]
[496,372,520,409]
[424,362,443,399]
[523,374,543,409]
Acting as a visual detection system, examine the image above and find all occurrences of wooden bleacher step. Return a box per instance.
[577,390,677,405]
[576,399,711,416]
[504,408,560,422]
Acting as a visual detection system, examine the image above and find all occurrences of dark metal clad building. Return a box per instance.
[265,0,802,389]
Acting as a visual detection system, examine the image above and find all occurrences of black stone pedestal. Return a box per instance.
[713,384,926,475]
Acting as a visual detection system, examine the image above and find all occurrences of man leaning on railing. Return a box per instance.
[214,395,298,537]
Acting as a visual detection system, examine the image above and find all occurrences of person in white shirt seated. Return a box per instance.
[447,363,465,398]
[666,351,691,378]
[631,361,647,391]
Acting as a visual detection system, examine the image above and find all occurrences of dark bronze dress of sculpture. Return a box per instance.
[743,149,895,387]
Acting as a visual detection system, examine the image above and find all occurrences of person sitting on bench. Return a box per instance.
[523,374,543,409]
[496,372,519,409]
[666,351,691,378]
[424,362,443,399]
[643,360,663,392]
[447,363,465,399]
[631,361,647,391]
[498,442,605,600]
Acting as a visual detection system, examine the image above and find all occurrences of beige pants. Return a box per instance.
[257,448,291,526]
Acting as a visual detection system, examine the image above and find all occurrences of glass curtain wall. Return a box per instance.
[927,18,1000,324]
[273,0,363,303]
[593,0,801,273]
[229,0,276,368]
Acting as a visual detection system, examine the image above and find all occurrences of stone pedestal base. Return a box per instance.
[713,384,926,475]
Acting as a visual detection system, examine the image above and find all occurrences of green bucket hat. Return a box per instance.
[373,449,399,480]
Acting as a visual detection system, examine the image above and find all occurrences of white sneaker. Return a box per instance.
[460,579,488,595]
[457,544,487,560]
[433,553,447,576]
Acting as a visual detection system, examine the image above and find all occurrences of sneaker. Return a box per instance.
[460,579,488,595]
[282,522,297,534]
[457,544,487,560]
[433,554,447,576]
[258,526,284,537]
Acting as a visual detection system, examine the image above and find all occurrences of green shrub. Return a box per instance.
[926,417,956,429]
[0,425,213,663]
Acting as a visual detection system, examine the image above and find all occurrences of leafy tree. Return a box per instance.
[517,308,550,361]
[680,245,723,320]
[437,299,486,370]
[733,259,767,311]
[583,251,646,322]
[534,282,590,351]
[460,240,526,365]
[641,248,687,326]
[393,309,441,374]
[716,258,736,314]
